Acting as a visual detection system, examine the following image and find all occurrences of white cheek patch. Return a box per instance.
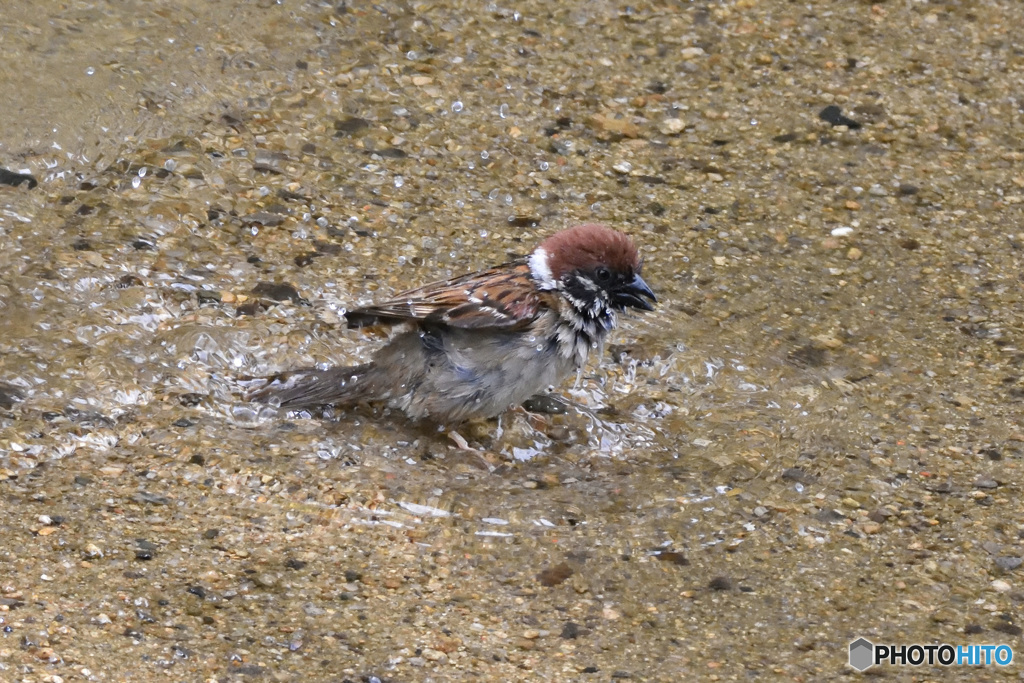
[528,247,557,289]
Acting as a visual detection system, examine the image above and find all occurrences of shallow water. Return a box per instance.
[2,1,1024,680]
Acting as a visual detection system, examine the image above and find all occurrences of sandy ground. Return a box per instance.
[2,1,1024,681]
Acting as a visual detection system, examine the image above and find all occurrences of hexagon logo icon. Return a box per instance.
[849,637,875,671]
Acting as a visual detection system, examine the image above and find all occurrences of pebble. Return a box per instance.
[992,579,1012,593]
[658,118,686,135]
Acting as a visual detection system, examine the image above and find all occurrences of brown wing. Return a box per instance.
[345,260,547,330]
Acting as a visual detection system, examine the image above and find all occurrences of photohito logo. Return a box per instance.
[849,637,1013,671]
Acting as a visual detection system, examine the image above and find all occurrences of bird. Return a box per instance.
[247,223,656,423]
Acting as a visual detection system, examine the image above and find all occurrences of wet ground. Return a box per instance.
[2,1,1024,681]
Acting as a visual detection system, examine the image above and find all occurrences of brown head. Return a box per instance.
[529,224,656,313]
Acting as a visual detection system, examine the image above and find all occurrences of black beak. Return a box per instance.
[613,273,657,311]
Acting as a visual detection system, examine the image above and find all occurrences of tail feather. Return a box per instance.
[246,364,378,409]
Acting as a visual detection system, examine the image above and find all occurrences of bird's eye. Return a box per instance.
[595,266,612,283]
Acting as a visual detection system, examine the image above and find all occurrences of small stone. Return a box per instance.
[658,118,686,135]
[681,47,706,59]
[523,629,540,639]
[412,76,433,86]
[861,522,881,535]
[846,247,863,260]
[612,161,632,174]
[602,606,622,620]
[421,647,446,661]
[991,579,1012,593]
[996,557,1023,571]
[974,477,998,489]
[845,200,861,210]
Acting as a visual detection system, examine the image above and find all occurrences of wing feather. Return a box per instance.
[345,260,546,330]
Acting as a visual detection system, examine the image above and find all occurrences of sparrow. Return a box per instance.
[247,223,656,422]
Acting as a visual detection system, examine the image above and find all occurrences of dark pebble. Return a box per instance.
[521,394,567,414]
[252,281,302,303]
[708,576,734,591]
[172,418,194,428]
[536,562,574,587]
[196,290,222,305]
[368,147,407,158]
[189,454,205,465]
[772,132,800,143]
[787,345,827,368]
[581,666,599,673]
[814,508,847,523]
[72,239,93,251]
[0,168,38,189]
[992,621,1023,636]
[611,671,633,679]
[974,476,998,489]
[133,491,171,506]
[897,183,919,195]
[818,105,862,129]
[781,467,818,484]
[560,622,582,639]
[187,585,207,599]
[295,252,319,268]
[656,551,689,566]
[135,550,154,561]
[116,274,144,288]
[344,569,362,582]
[203,529,220,539]
[236,300,263,317]
[285,558,308,570]
[507,215,541,227]
[964,623,984,634]
[0,384,23,409]
[334,117,371,135]
[313,240,342,255]
[178,393,205,407]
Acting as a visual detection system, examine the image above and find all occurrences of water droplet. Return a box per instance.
[451,101,464,113]
[478,229,488,238]
[480,150,489,160]
[406,51,419,60]
[394,175,404,188]
[488,189,499,200]
[137,167,147,178]
[498,103,509,119]
[467,162,475,170]
[455,200,465,209]
[163,159,176,172]
[539,161,549,171]
[85,66,96,76]
[316,217,328,228]
[131,176,141,189]
[504,194,513,205]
